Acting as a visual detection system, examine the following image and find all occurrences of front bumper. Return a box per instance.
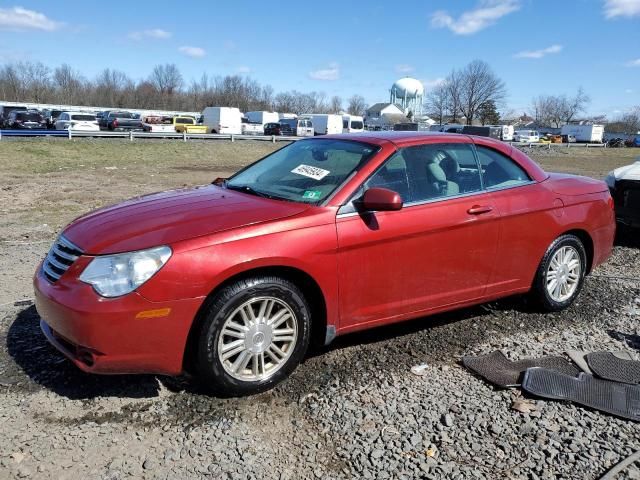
[34,265,204,375]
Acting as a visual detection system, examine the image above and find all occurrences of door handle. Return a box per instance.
[467,205,493,215]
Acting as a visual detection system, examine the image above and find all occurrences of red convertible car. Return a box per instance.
[34,132,615,396]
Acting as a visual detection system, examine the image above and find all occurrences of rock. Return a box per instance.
[442,414,454,427]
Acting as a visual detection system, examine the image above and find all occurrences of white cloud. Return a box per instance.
[423,77,446,89]
[603,0,640,18]
[0,6,62,31]
[395,64,415,74]
[308,63,340,81]
[514,44,563,59]
[128,28,172,40]
[236,66,252,74]
[178,46,206,58]
[431,0,520,35]
[626,58,640,67]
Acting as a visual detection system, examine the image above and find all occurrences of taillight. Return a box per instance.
[608,196,614,210]
[112,120,118,127]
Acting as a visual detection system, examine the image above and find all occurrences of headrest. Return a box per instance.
[426,162,447,182]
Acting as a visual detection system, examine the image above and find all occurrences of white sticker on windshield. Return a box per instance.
[291,164,330,181]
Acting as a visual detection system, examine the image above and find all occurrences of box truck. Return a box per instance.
[245,111,279,126]
[307,114,343,135]
[202,107,242,134]
[560,124,604,143]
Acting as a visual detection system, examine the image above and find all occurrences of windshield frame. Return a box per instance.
[224,138,380,207]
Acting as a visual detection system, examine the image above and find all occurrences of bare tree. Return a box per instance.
[53,64,85,104]
[445,69,462,123]
[606,106,640,134]
[329,95,342,113]
[150,64,183,95]
[531,88,591,128]
[456,60,507,125]
[425,84,449,125]
[347,95,366,116]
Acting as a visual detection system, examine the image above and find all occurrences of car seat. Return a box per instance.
[426,161,459,197]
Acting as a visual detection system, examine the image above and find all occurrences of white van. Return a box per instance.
[342,115,364,133]
[202,107,242,134]
[514,130,540,143]
[245,111,279,126]
[307,114,343,135]
[488,125,514,142]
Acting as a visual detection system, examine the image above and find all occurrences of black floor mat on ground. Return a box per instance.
[587,352,640,384]
[462,350,580,388]
[522,368,640,422]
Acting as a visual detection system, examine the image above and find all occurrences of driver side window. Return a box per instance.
[363,152,411,201]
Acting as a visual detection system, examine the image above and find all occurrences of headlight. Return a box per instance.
[605,173,616,189]
[79,246,172,297]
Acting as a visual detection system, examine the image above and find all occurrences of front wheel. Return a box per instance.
[530,234,587,311]
[195,276,311,396]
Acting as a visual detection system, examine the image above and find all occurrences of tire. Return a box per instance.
[195,276,311,396]
[530,234,587,312]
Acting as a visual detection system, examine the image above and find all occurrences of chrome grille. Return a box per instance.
[42,235,83,283]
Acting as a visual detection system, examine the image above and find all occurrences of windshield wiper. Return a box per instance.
[225,183,277,200]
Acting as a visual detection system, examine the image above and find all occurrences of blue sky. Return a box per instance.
[0,0,639,117]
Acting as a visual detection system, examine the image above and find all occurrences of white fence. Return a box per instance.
[0,129,300,143]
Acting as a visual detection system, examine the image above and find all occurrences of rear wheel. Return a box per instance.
[195,276,311,396]
[530,234,587,311]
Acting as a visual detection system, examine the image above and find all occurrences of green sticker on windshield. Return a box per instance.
[302,190,321,200]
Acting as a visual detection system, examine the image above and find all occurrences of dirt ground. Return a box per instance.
[1,139,639,479]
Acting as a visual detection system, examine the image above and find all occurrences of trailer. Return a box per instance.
[307,114,343,135]
[560,124,604,143]
[245,111,280,126]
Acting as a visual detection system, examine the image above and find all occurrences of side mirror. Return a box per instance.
[358,187,403,212]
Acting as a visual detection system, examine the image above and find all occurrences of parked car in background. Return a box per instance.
[0,105,28,127]
[173,116,207,134]
[42,109,64,129]
[561,124,604,143]
[279,118,314,136]
[342,115,365,133]
[241,117,264,135]
[105,111,143,131]
[606,158,640,229]
[307,114,342,135]
[514,130,540,143]
[55,112,100,132]
[142,116,176,133]
[6,110,46,129]
[487,125,514,141]
[394,122,419,131]
[97,111,112,129]
[461,126,502,140]
[34,132,615,396]
[264,122,282,136]
[202,107,243,134]
[562,134,577,143]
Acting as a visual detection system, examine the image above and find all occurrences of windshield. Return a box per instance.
[351,121,364,129]
[226,139,378,204]
[71,114,96,121]
[18,113,42,121]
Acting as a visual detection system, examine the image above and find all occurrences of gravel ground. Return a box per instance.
[1,141,640,479]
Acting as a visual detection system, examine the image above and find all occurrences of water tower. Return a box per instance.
[390,77,424,119]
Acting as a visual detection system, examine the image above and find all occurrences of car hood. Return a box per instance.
[63,185,310,254]
[545,172,609,196]
[610,160,640,181]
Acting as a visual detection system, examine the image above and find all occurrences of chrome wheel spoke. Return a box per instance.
[217,296,298,382]
[546,245,581,302]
